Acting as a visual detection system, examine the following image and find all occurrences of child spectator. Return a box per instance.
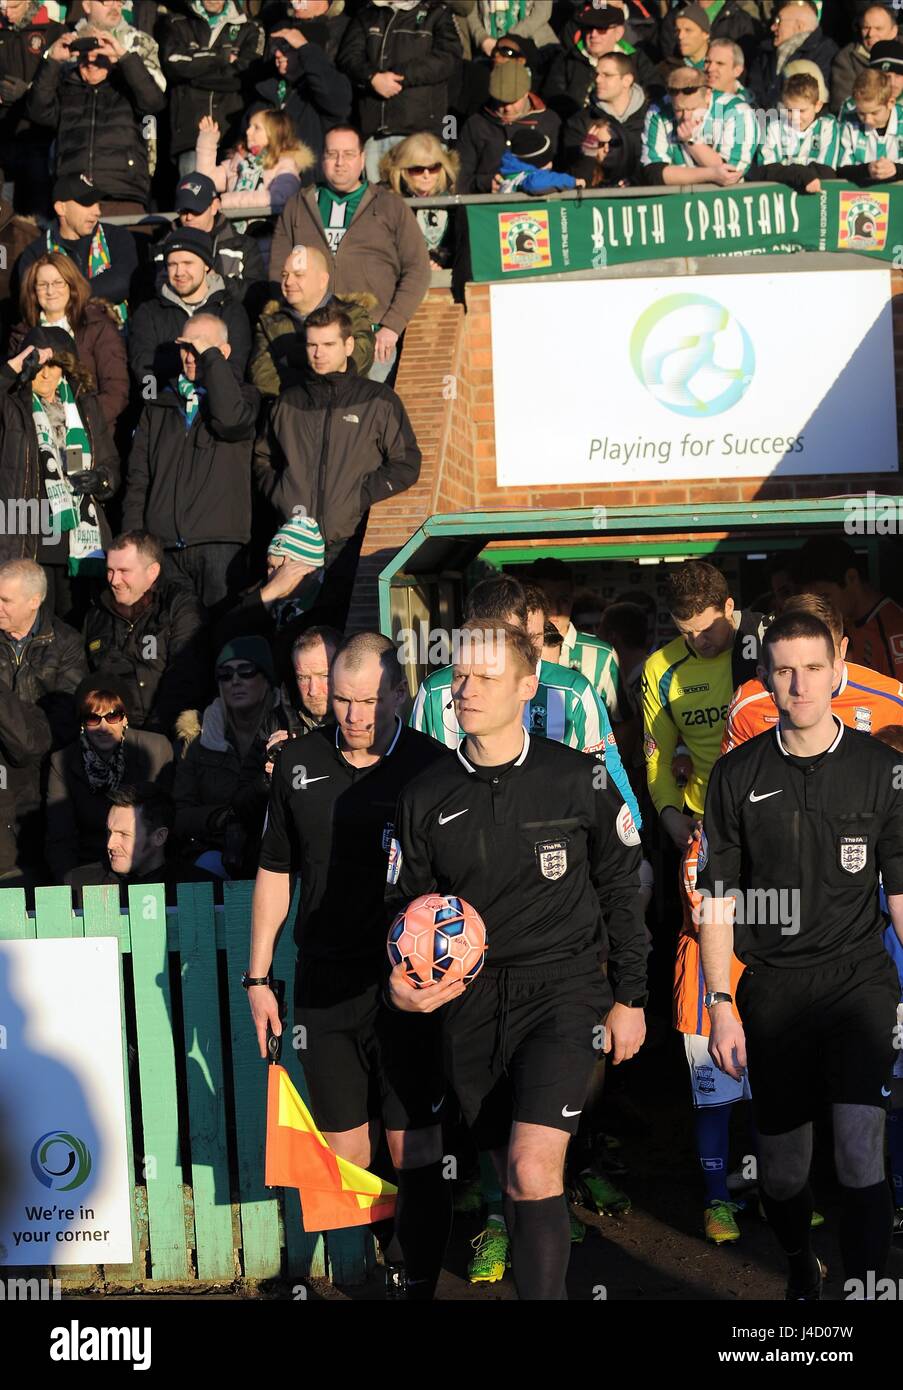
[840,66,903,183]
[751,71,839,193]
[196,108,314,217]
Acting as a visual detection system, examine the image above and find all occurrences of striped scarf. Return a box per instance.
[177,373,202,428]
[47,224,128,327]
[32,379,104,576]
[483,2,528,39]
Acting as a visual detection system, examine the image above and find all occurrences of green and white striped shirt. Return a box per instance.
[839,97,903,123]
[759,111,839,168]
[410,658,641,825]
[840,105,903,166]
[641,89,759,173]
[557,622,626,724]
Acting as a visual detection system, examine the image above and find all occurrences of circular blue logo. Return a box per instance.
[630,293,755,418]
[30,1131,93,1191]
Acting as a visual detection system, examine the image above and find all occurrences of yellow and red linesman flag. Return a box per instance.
[265,1065,397,1232]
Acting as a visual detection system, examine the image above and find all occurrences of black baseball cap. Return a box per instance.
[175,172,218,214]
[578,3,625,30]
[53,174,104,207]
[869,39,903,75]
[162,227,216,270]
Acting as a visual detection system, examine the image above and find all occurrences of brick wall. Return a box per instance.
[347,270,903,628]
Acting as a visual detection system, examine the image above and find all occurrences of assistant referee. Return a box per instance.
[387,617,649,1301]
[698,610,903,1300]
[246,631,451,1299]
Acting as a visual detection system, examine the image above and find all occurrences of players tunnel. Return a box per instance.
[379,501,903,692]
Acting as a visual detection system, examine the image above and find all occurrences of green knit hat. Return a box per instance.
[215,636,276,687]
[267,515,326,568]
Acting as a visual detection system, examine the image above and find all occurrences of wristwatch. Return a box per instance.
[241,972,271,990]
[704,991,733,1008]
[620,993,649,1009]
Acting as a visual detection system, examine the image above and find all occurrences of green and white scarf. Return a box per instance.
[231,152,265,232]
[32,380,105,577]
[177,373,201,428]
[47,223,128,327]
[484,1,528,39]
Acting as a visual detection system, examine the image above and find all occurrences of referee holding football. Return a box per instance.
[386,617,649,1300]
[246,631,451,1299]
[698,609,903,1299]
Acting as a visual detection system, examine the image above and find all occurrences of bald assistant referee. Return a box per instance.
[698,611,903,1300]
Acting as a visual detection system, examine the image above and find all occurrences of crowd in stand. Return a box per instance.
[0,0,899,901]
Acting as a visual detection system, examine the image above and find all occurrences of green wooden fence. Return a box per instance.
[0,881,373,1290]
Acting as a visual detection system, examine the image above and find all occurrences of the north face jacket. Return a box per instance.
[253,362,420,547]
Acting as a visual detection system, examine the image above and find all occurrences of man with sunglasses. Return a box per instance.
[641,62,758,185]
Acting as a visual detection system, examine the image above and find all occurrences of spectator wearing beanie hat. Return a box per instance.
[211,515,328,677]
[160,171,267,309]
[129,226,251,387]
[658,2,761,75]
[457,56,561,193]
[173,634,290,881]
[123,310,260,610]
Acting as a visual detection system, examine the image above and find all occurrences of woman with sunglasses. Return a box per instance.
[568,117,633,187]
[173,637,290,880]
[45,676,173,884]
[380,133,460,270]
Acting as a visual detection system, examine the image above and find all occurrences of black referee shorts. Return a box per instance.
[736,947,900,1135]
[440,960,612,1152]
[294,958,443,1134]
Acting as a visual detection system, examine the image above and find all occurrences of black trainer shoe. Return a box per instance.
[785,1256,826,1301]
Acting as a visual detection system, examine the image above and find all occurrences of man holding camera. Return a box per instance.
[26,20,166,215]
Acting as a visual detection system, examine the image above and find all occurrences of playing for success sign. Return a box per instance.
[490,268,897,487]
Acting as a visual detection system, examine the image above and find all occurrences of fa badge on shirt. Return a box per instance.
[535,838,568,880]
[838,835,868,874]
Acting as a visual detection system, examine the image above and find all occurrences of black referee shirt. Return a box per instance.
[258,719,452,963]
[697,717,903,968]
[386,731,648,996]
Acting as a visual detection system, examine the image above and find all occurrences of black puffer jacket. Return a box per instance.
[83,581,208,736]
[0,366,120,567]
[128,274,252,386]
[25,53,168,206]
[162,7,265,155]
[337,0,462,138]
[253,363,421,547]
[123,347,259,549]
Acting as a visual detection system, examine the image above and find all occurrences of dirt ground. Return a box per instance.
[329,1011,903,1304]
